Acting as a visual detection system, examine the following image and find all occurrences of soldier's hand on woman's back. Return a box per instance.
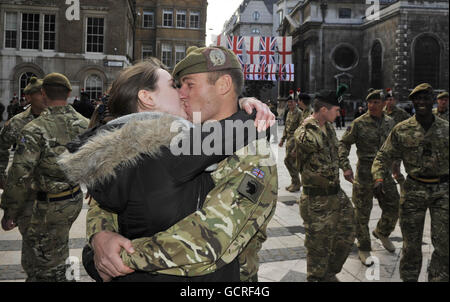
[343,169,354,184]
[1,215,16,231]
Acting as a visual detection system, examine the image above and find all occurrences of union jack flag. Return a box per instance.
[278,64,295,82]
[259,36,277,65]
[227,36,245,65]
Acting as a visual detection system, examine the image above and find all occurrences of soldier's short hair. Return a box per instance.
[108,58,166,117]
[42,85,71,101]
[207,68,244,97]
[313,99,333,112]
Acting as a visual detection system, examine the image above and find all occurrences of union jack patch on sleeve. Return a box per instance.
[251,168,265,179]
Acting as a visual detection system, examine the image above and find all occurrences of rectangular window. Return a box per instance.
[86,17,104,53]
[5,12,17,48]
[21,13,40,49]
[175,45,185,64]
[189,11,200,29]
[43,14,56,50]
[163,9,173,27]
[161,43,172,68]
[142,45,153,59]
[176,10,186,28]
[143,11,154,28]
[339,8,352,19]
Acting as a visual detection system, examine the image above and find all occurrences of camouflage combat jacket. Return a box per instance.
[0,105,89,220]
[338,112,395,172]
[67,112,278,279]
[0,106,35,177]
[372,116,449,181]
[294,117,342,188]
[300,105,314,124]
[281,107,303,143]
[433,108,449,122]
[384,105,411,125]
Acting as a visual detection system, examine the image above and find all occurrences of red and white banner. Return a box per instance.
[211,35,294,81]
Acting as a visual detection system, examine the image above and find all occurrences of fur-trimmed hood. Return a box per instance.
[58,112,192,187]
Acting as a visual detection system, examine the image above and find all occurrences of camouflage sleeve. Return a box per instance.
[0,121,15,176]
[0,127,40,221]
[372,129,401,181]
[294,125,316,154]
[86,198,119,245]
[338,122,357,171]
[119,138,278,277]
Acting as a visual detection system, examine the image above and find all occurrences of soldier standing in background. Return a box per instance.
[294,89,355,282]
[0,73,89,281]
[433,91,449,121]
[279,96,303,192]
[297,92,313,123]
[7,94,19,120]
[0,77,46,278]
[339,89,399,266]
[372,83,449,282]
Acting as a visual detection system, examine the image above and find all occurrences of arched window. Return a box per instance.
[19,72,37,97]
[85,74,103,101]
[414,36,440,88]
[371,41,383,89]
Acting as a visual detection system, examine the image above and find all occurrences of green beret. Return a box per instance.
[366,89,384,101]
[409,83,432,99]
[172,46,241,80]
[24,77,43,95]
[437,91,449,99]
[43,72,72,91]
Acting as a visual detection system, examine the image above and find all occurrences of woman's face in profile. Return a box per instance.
[151,68,188,119]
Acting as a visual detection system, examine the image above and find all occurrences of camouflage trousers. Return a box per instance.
[238,204,276,282]
[16,199,35,277]
[299,189,356,281]
[284,137,301,186]
[352,163,400,251]
[26,193,83,282]
[399,177,449,282]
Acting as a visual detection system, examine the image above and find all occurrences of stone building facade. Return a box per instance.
[279,0,449,110]
[134,0,207,70]
[0,0,135,109]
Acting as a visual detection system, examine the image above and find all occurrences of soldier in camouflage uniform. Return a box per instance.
[433,91,449,122]
[297,93,313,123]
[1,73,89,281]
[294,90,355,282]
[62,48,278,282]
[0,77,46,277]
[279,97,303,192]
[339,90,399,266]
[372,83,449,282]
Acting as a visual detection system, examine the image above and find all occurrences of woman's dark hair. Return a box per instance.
[108,58,167,117]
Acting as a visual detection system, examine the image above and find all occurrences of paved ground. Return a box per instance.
[0,123,434,282]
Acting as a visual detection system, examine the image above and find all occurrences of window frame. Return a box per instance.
[43,14,56,51]
[189,11,200,29]
[21,12,40,50]
[84,74,104,101]
[161,43,173,68]
[176,10,186,28]
[175,45,185,64]
[85,16,105,54]
[338,8,352,19]
[142,45,153,59]
[4,12,18,49]
[252,11,260,21]
[163,9,174,27]
[142,11,154,28]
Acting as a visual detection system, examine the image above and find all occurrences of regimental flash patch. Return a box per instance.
[237,173,265,204]
[251,168,265,179]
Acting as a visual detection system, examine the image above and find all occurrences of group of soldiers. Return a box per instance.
[0,73,90,281]
[280,85,449,282]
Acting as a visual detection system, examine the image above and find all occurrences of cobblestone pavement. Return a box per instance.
[0,124,433,282]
